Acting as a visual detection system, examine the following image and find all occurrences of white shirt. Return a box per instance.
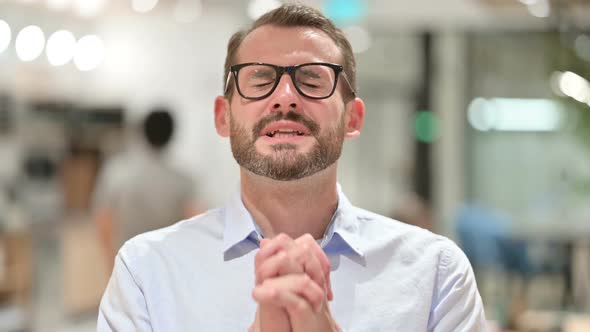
[98,186,486,331]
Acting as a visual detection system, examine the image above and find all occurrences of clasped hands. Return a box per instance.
[248,233,341,332]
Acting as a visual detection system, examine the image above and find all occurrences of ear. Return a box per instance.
[214,96,230,137]
[344,97,365,139]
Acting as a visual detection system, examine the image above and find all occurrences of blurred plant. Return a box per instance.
[546,30,590,151]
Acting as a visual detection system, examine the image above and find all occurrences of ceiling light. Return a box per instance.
[15,25,45,62]
[0,20,11,55]
[468,98,563,132]
[74,35,105,71]
[46,30,76,66]
[132,0,158,13]
[73,0,107,18]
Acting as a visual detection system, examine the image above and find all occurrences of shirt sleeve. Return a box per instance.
[97,251,153,332]
[427,241,487,332]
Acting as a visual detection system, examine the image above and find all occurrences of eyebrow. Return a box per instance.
[297,67,321,78]
[251,68,275,78]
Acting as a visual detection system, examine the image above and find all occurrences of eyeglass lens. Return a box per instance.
[237,64,336,99]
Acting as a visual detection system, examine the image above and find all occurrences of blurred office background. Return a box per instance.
[0,0,589,331]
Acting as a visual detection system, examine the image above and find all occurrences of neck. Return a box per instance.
[240,165,339,240]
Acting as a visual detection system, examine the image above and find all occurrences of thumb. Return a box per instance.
[260,238,270,248]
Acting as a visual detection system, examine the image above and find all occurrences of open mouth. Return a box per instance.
[260,121,312,139]
[265,129,306,138]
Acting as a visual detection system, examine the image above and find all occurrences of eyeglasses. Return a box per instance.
[225,62,355,100]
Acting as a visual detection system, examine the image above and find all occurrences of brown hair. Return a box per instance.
[223,3,356,101]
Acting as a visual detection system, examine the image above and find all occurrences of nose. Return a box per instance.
[269,74,300,111]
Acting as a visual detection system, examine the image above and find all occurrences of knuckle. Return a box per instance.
[296,301,308,314]
[317,286,325,299]
[313,271,324,284]
[301,242,311,253]
[276,233,290,242]
[254,254,263,267]
[310,289,322,304]
[301,233,314,243]
[300,274,312,287]
[269,288,278,300]
[255,269,265,282]
[292,247,305,263]
[277,251,289,264]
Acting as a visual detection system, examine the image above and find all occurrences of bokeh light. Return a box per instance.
[73,0,106,17]
[132,0,159,13]
[526,0,550,18]
[74,35,105,71]
[15,25,46,62]
[468,98,563,132]
[558,71,590,103]
[0,20,11,55]
[46,0,72,12]
[46,30,76,66]
[323,0,368,25]
[414,111,438,143]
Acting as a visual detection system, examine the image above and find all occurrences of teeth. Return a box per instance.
[265,129,306,137]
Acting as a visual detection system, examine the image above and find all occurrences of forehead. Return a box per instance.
[236,25,342,65]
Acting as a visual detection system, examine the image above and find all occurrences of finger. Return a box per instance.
[304,247,333,301]
[256,250,302,285]
[295,235,331,281]
[326,271,334,301]
[254,285,312,318]
[255,233,294,270]
[253,275,323,314]
[257,241,329,301]
[295,235,333,300]
[258,304,290,332]
[252,274,325,314]
[289,243,326,297]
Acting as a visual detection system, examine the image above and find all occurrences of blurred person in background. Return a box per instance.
[92,108,203,271]
[98,4,485,331]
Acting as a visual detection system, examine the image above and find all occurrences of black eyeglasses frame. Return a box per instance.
[224,62,356,100]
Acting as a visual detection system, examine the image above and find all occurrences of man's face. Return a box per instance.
[224,25,352,181]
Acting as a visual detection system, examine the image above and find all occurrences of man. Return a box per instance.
[93,109,203,271]
[98,4,486,331]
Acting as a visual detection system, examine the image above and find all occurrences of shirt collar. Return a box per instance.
[222,184,365,263]
[321,184,365,264]
[222,191,261,261]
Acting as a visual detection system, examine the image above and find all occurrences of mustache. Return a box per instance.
[252,111,320,137]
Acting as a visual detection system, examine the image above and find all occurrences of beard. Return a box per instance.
[229,110,345,181]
